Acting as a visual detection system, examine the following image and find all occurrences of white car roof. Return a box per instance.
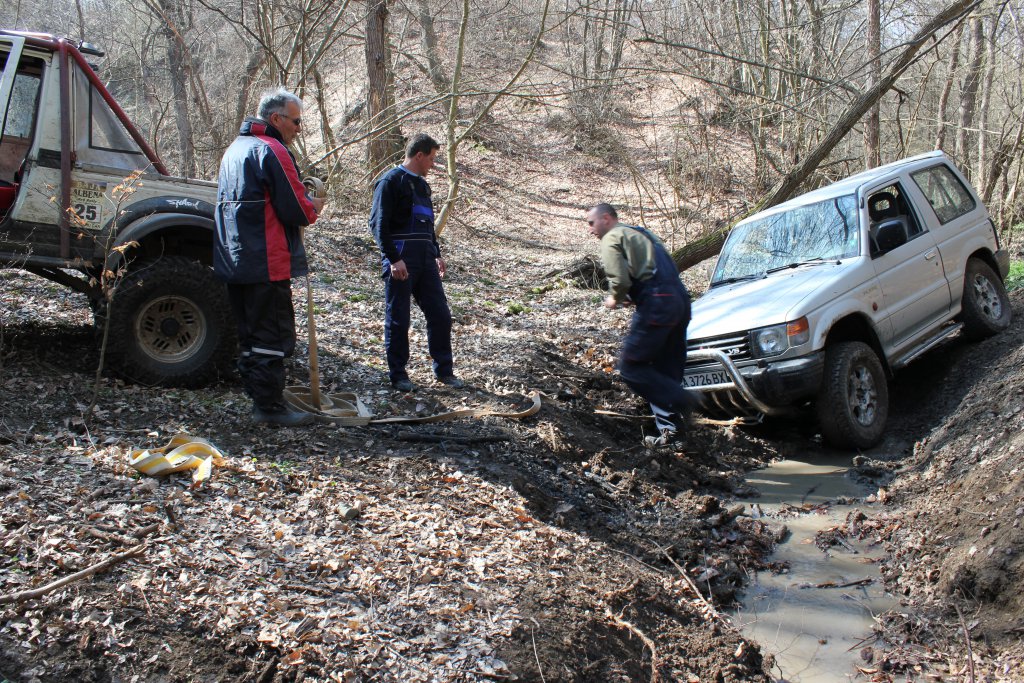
[740,150,948,223]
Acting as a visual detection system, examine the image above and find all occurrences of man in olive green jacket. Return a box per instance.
[587,203,696,445]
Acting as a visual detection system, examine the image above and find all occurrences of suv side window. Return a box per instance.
[867,183,923,256]
[910,164,976,224]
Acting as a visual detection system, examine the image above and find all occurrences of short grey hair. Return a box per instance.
[257,88,303,120]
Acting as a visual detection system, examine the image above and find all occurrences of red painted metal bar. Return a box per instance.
[9,31,170,177]
[57,41,72,259]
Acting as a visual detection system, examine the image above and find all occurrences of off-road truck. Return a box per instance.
[0,30,232,386]
[684,151,1012,449]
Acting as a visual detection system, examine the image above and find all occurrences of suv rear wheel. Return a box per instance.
[959,258,1011,341]
[102,256,235,387]
[816,341,888,449]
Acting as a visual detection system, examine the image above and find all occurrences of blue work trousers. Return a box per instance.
[383,244,453,383]
[617,291,695,432]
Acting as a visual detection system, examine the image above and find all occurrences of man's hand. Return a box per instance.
[311,197,325,214]
[604,295,619,309]
[436,257,446,278]
[390,259,409,281]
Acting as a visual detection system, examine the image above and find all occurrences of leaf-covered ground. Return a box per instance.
[0,215,780,682]
[3,202,1024,682]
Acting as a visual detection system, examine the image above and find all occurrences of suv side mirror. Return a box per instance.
[874,218,908,254]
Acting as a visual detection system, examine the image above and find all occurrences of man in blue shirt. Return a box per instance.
[368,134,462,391]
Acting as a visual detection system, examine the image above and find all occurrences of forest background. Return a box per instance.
[3,0,1022,264]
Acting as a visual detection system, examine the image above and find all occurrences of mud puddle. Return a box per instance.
[733,456,895,682]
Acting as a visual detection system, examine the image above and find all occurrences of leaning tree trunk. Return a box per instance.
[364,0,404,184]
[156,0,196,177]
[975,12,997,191]
[669,0,982,274]
[416,0,451,96]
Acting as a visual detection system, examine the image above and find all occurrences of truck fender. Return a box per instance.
[109,196,216,234]
[114,211,214,248]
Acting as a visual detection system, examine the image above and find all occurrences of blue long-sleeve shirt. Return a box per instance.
[368,166,440,263]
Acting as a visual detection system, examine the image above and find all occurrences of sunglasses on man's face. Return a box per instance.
[277,113,301,126]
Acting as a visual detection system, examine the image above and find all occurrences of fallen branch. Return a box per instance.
[0,543,146,605]
[656,546,722,621]
[604,606,661,683]
[529,618,547,683]
[84,522,160,547]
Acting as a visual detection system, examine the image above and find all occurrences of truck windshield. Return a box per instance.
[712,194,859,285]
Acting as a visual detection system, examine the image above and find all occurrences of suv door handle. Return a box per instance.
[924,250,937,261]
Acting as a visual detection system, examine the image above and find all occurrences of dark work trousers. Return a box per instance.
[227,281,297,410]
[383,242,453,383]
[618,289,695,434]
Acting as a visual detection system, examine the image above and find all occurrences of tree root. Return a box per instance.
[604,606,661,683]
[0,544,146,606]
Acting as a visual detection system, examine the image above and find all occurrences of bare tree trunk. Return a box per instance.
[234,49,267,134]
[365,0,404,184]
[669,0,981,273]
[864,0,881,168]
[153,0,196,176]
[416,0,451,96]
[433,0,551,236]
[976,11,997,190]
[74,0,86,40]
[955,15,984,173]
[934,23,965,150]
[313,67,337,166]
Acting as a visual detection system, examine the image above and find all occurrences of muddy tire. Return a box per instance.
[959,258,1011,341]
[816,341,888,450]
[101,256,235,387]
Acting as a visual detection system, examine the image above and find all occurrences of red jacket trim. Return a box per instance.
[253,133,319,224]
[264,190,292,281]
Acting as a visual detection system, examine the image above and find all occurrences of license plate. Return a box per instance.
[683,370,730,388]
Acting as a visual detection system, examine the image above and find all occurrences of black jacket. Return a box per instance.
[213,118,319,284]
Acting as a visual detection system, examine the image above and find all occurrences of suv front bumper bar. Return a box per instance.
[685,349,824,417]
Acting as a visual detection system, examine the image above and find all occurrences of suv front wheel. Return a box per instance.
[102,256,236,387]
[816,341,889,449]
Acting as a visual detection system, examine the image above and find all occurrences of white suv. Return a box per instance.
[684,151,1012,449]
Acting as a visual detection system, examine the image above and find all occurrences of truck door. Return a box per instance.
[868,182,952,352]
[907,163,987,307]
[0,35,26,218]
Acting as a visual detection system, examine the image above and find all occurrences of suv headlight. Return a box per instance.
[751,317,810,357]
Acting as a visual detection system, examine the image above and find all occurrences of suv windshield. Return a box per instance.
[712,194,859,285]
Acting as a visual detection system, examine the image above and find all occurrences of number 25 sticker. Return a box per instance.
[70,181,108,229]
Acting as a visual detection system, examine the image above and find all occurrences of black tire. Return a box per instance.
[815,341,888,450]
[959,258,1011,341]
[102,256,236,387]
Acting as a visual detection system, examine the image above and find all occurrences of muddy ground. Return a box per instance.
[1,214,1022,682]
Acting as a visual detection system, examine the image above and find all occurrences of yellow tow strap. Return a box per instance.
[128,434,226,484]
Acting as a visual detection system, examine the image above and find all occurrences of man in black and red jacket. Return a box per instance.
[214,88,324,426]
